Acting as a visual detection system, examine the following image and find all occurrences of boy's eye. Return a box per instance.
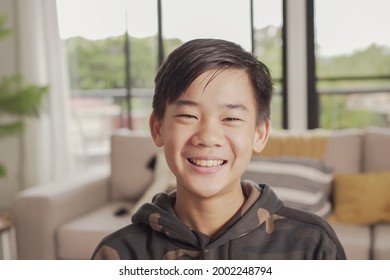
[176,114,198,119]
[223,117,242,122]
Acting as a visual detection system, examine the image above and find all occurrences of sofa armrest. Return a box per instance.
[14,169,110,259]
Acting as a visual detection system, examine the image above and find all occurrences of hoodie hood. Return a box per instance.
[131,180,284,250]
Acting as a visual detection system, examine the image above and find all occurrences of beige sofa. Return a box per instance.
[245,127,390,260]
[14,129,160,259]
[14,127,390,260]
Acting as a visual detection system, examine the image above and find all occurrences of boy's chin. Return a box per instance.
[178,180,241,200]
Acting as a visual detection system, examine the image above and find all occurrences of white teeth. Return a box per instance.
[189,159,224,167]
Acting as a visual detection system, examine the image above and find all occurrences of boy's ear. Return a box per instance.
[253,119,271,154]
[149,112,164,147]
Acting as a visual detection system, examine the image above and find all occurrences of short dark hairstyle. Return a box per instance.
[153,38,273,124]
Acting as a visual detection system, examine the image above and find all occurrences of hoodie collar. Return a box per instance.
[131,180,284,249]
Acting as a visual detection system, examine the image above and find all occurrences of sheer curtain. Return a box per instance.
[16,0,73,188]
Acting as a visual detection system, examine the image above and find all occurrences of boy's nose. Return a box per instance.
[191,120,225,147]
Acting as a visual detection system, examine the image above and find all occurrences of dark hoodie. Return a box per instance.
[91,180,346,260]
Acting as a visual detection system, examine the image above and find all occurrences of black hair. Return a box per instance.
[153,38,273,124]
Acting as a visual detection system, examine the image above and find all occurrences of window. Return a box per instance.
[57,0,158,170]
[57,0,285,171]
[161,0,251,53]
[315,0,390,129]
[253,0,283,129]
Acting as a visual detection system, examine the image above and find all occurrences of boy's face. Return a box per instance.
[150,68,270,200]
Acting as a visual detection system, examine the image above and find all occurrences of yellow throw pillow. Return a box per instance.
[329,171,390,225]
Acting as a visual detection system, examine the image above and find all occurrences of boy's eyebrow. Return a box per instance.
[224,103,249,112]
[173,99,249,112]
[173,99,199,107]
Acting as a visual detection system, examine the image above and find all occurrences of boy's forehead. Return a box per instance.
[167,68,256,112]
[179,68,253,99]
[194,68,249,86]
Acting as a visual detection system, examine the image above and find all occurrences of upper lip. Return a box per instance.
[187,155,226,161]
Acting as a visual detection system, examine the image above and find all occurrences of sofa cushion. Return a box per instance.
[254,129,363,174]
[330,171,390,225]
[57,201,134,260]
[329,222,371,260]
[363,127,390,172]
[257,130,329,160]
[323,129,363,174]
[243,157,333,217]
[372,224,390,260]
[110,129,159,200]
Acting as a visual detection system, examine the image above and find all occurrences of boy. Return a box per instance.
[92,38,346,260]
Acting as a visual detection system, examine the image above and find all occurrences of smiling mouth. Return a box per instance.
[188,158,227,167]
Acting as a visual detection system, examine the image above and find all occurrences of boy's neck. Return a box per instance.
[173,186,246,237]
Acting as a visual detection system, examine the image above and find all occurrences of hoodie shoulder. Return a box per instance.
[91,223,151,260]
[276,206,346,260]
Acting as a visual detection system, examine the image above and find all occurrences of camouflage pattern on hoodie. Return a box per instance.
[91,180,346,260]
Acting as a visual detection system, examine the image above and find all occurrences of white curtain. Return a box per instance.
[16,0,73,188]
